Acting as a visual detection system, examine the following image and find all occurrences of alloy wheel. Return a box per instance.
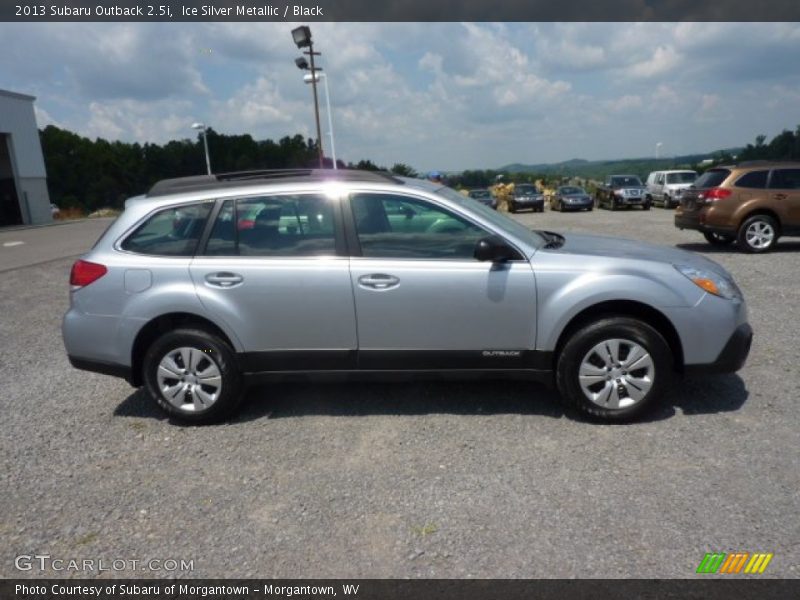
[156,347,223,412]
[744,220,775,250]
[578,338,654,409]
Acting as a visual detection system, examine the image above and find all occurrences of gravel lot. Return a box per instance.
[1,207,798,579]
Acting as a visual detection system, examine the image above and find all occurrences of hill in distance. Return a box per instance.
[498,149,742,180]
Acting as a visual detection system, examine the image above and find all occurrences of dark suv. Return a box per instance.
[675,162,800,253]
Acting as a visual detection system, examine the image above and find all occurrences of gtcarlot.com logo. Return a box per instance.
[696,552,773,574]
[15,554,194,573]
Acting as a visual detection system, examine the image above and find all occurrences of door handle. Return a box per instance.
[205,272,244,288]
[773,193,788,200]
[358,273,400,290]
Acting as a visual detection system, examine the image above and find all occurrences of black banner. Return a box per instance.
[3,0,800,22]
[2,579,799,600]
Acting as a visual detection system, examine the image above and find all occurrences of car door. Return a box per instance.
[190,191,357,371]
[345,191,538,370]
[654,173,665,202]
[769,168,800,230]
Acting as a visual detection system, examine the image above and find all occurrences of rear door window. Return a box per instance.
[693,169,730,188]
[203,193,337,257]
[734,170,769,189]
[121,202,212,256]
[769,168,800,190]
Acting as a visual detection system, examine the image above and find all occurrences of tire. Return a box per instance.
[737,214,778,253]
[663,195,671,209]
[556,317,672,422]
[703,231,735,246]
[143,328,243,424]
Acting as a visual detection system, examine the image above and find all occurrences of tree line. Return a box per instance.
[40,125,420,212]
[40,124,800,211]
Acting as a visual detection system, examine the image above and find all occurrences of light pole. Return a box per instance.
[291,26,324,168]
[304,71,337,169]
[655,142,663,159]
[192,122,212,175]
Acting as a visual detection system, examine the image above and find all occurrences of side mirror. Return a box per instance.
[474,235,516,262]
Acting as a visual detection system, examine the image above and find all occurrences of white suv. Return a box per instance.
[646,170,698,208]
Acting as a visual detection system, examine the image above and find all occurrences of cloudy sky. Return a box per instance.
[1,22,799,171]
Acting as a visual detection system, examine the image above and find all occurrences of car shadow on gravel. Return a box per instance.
[237,380,567,421]
[665,373,749,416]
[113,380,566,424]
[676,241,800,254]
[113,373,748,425]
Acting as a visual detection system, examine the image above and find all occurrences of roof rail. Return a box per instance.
[735,159,800,167]
[147,168,403,197]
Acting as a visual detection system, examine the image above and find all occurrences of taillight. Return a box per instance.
[702,188,732,202]
[70,260,107,287]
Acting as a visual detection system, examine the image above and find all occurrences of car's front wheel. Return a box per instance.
[143,328,243,424]
[556,317,672,422]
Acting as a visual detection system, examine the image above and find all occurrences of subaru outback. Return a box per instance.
[63,169,752,423]
[675,161,800,253]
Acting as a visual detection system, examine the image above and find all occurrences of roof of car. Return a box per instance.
[734,160,800,169]
[146,168,404,198]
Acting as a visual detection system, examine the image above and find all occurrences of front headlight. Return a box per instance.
[674,265,742,300]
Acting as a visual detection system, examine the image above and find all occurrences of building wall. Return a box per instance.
[0,89,51,225]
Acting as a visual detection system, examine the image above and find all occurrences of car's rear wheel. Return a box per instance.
[738,214,778,253]
[143,328,243,424]
[703,231,735,246]
[556,317,672,422]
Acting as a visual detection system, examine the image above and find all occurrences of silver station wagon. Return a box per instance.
[63,170,752,423]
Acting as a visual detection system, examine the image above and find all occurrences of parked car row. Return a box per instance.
[472,160,800,253]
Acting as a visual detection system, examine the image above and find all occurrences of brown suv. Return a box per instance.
[675,162,800,253]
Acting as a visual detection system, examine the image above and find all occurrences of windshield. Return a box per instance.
[610,176,643,187]
[559,186,585,195]
[403,183,547,248]
[666,172,697,184]
[515,184,539,195]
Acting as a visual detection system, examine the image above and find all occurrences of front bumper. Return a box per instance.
[684,323,753,374]
[515,197,544,208]
[561,199,593,210]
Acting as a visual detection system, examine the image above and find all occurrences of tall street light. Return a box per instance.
[192,122,212,175]
[291,26,324,168]
[303,71,337,169]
